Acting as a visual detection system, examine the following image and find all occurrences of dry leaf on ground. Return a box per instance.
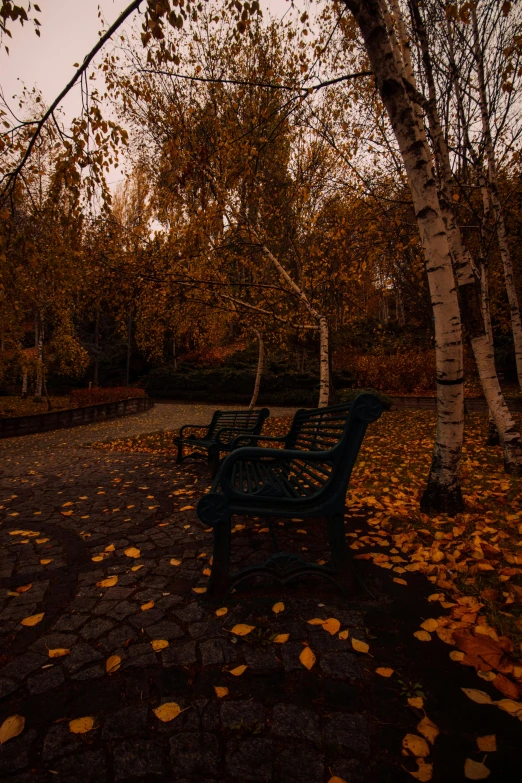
[170,558,181,566]
[417,717,439,744]
[20,613,44,626]
[215,607,228,617]
[307,618,327,625]
[69,717,94,734]
[461,688,493,705]
[48,648,70,658]
[414,630,432,642]
[230,624,255,636]
[322,618,341,635]
[214,687,228,698]
[376,667,394,677]
[409,759,433,781]
[192,587,207,594]
[141,601,155,611]
[153,702,182,722]
[464,759,490,780]
[0,715,25,744]
[151,639,169,652]
[420,619,438,632]
[273,634,289,644]
[96,576,118,588]
[351,638,369,654]
[228,665,247,676]
[402,733,430,758]
[338,629,349,640]
[272,602,284,614]
[299,646,316,670]
[124,547,140,558]
[476,735,496,752]
[106,655,121,674]
[408,696,424,709]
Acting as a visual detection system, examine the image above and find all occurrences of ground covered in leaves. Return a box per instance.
[0,408,521,782]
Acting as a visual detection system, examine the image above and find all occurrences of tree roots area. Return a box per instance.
[0,410,521,782]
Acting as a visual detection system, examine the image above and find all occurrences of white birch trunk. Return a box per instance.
[34,315,43,400]
[249,330,264,409]
[472,5,522,388]
[346,0,465,512]
[412,0,522,472]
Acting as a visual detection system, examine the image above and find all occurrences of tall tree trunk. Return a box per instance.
[345,0,465,512]
[93,307,100,387]
[471,5,522,388]
[249,330,264,409]
[34,313,43,401]
[125,308,132,387]
[21,370,28,399]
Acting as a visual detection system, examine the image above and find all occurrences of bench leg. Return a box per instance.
[208,514,232,597]
[176,442,183,464]
[208,445,220,479]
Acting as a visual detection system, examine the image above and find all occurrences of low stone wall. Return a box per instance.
[390,396,522,412]
[0,397,155,439]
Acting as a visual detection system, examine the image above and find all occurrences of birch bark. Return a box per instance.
[344,0,465,511]
[471,4,522,388]
[249,330,264,409]
[410,0,522,472]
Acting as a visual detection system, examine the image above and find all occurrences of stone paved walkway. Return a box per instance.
[0,406,519,782]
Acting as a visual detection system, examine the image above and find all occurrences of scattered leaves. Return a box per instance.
[20,613,44,626]
[228,665,247,676]
[402,733,430,758]
[106,655,121,674]
[476,735,496,752]
[273,633,289,644]
[461,688,493,705]
[215,607,228,617]
[417,717,439,744]
[322,618,341,635]
[375,667,394,677]
[69,717,94,734]
[96,576,118,588]
[0,715,25,744]
[124,547,140,558]
[151,639,169,652]
[153,702,182,722]
[48,648,70,658]
[413,630,432,642]
[141,601,155,611]
[299,646,316,670]
[351,638,369,654]
[272,602,284,614]
[214,686,229,698]
[464,759,490,780]
[230,624,255,636]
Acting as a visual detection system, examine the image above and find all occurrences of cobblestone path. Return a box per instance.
[0,408,519,782]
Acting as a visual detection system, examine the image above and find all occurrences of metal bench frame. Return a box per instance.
[196,393,383,595]
[174,408,270,477]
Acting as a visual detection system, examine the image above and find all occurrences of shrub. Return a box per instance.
[70,387,147,407]
[349,351,435,393]
[335,388,393,411]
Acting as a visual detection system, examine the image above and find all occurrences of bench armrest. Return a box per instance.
[213,425,262,448]
[229,434,287,450]
[178,423,211,438]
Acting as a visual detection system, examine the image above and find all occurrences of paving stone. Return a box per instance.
[144,620,184,640]
[0,730,36,775]
[79,618,114,640]
[128,606,165,628]
[106,624,136,648]
[42,724,83,761]
[331,758,367,782]
[226,738,274,782]
[71,663,105,680]
[27,664,65,694]
[113,738,167,780]
[168,732,219,776]
[52,613,89,632]
[189,619,223,638]
[52,749,108,783]
[32,632,78,654]
[175,602,205,623]
[123,643,156,668]
[104,601,135,621]
[278,747,325,783]
[0,675,18,698]
[221,700,265,731]
[102,704,148,740]
[323,713,370,755]
[162,640,197,667]
[272,703,321,745]
[199,638,237,667]
[278,641,305,672]
[63,642,103,673]
[320,652,362,680]
[1,651,46,680]
[243,646,281,672]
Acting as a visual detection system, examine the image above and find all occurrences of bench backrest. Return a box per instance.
[208,408,269,438]
[284,403,359,452]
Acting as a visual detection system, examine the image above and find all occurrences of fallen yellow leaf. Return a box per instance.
[192,587,207,594]
[151,639,169,652]
[417,716,439,744]
[214,686,229,698]
[299,646,316,670]
[273,634,289,644]
[307,618,326,626]
[124,547,140,558]
[141,600,155,611]
[338,629,349,640]
[413,630,432,642]
[322,618,341,636]
[0,715,25,744]
[130,564,143,571]
[461,688,493,705]
[449,651,465,662]
[91,556,104,562]
[39,559,53,565]
[408,696,424,709]
[202,568,211,577]
[153,702,182,722]
[328,778,348,783]
[180,505,194,511]
[105,544,115,552]
[215,607,228,617]
[106,655,121,674]
[231,624,255,636]
[15,584,32,593]
[393,577,408,585]
[420,619,438,632]
[272,602,285,614]
[20,613,44,627]
[410,759,433,781]
[170,558,182,566]
[96,576,118,588]
[464,759,490,780]
[476,735,496,752]
[48,648,70,658]
[69,717,94,734]
[228,665,247,676]
[351,638,369,654]
[402,733,429,758]
[495,698,522,715]
[375,667,394,678]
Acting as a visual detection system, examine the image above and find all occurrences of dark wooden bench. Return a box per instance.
[174,408,270,477]
[196,393,383,595]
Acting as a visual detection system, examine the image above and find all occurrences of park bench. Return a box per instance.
[196,393,383,596]
[174,408,270,477]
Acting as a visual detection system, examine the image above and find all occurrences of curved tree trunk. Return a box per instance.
[318,316,330,407]
[249,330,264,409]
[345,0,465,513]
